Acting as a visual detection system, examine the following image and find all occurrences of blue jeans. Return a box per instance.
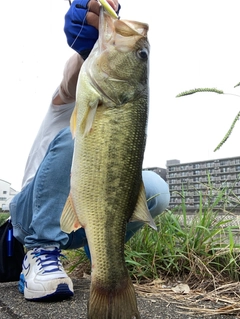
[10,127,170,250]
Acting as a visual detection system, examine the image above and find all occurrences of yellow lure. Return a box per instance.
[98,0,119,19]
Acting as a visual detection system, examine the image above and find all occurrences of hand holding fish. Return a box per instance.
[64,0,119,59]
[54,0,120,105]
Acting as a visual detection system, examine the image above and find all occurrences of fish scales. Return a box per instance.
[61,8,151,319]
[75,103,146,261]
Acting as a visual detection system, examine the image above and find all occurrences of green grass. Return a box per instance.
[125,209,240,284]
[0,212,10,226]
[124,182,240,288]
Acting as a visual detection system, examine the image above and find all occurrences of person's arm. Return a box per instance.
[53,53,84,105]
[53,0,119,106]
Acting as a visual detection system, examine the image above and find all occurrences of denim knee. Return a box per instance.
[125,171,170,242]
[142,170,170,218]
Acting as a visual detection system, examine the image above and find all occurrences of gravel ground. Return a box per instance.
[0,278,239,319]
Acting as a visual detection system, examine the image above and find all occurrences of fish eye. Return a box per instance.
[137,48,148,60]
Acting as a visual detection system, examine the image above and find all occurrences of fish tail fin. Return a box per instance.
[88,277,140,319]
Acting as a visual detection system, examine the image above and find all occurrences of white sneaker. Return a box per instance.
[18,247,74,301]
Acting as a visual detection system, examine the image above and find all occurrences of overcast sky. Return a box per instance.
[1,0,240,191]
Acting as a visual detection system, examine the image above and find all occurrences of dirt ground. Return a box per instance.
[1,258,240,319]
[64,261,240,318]
[1,277,240,319]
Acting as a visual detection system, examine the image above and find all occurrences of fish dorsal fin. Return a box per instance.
[60,195,82,233]
[130,182,157,230]
[70,106,78,138]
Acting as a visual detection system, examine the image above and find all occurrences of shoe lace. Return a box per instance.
[32,248,65,274]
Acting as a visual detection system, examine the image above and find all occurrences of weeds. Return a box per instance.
[125,183,240,288]
[0,213,10,226]
[176,84,240,152]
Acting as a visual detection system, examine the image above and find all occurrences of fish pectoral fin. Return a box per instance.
[81,98,99,136]
[130,182,157,230]
[60,195,82,233]
[70,105,77,138]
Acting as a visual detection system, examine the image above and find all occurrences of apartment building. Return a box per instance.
[166,156,240,212]
[0,179,18,211]
[143,166,167,182]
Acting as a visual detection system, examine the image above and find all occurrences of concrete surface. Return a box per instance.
[0,278,239,319]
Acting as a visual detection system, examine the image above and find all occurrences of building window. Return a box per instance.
[193,170,200,175]
[220,160,227,166]
[194,164,200,169]
[3,191,7,194]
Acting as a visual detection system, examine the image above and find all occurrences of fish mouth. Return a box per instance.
[83,8,149,106]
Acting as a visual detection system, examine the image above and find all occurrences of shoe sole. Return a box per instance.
[19,274,74,301]
[26,283,74,301]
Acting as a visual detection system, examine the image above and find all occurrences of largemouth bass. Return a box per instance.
[61,8,156,319]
